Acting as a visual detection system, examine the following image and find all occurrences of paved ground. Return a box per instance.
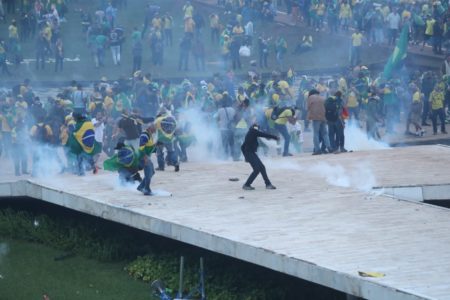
[1,145,450,299]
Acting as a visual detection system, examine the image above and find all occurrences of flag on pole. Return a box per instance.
[383,25,409,79]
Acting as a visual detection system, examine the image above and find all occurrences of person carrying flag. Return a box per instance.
[155,109,180,172]
[103,139,143,186]
[66,113,102,176]
[137,124,157,195]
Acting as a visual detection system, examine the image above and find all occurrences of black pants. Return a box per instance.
[133,55,142,73]
[422,99,430,124]
[431,108,446,133]
[243,151,271,186]
[259,52,268,68]
[231,55,241,70]
[328,120,345,150]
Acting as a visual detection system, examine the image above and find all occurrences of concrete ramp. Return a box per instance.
[1,145,450,300]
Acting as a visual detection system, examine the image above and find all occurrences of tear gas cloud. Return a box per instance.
[344,124,390,151]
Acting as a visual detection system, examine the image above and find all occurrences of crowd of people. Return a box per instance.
[2,0,450,76]
[1,60,450,189]
[1,0,450,191]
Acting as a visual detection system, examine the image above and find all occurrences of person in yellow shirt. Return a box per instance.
[163,13,173,46]
[429,83,447,134]
[339,1,352,31]
[346,88,359,126]
[8,20,19,40]
[151,13,162,31]
[183,1,194,18]
[422,15,435,50]
[351,29,363,66]
[405,85,424,136]
[273,107,296,156]
[0,105,13,157]
[232,23,244,36]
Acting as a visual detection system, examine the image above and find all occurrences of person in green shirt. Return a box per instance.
[429,83,447,135]
[95,33,107,67]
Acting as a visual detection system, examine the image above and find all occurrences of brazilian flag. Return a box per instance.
[103,146,140,171]
[156,115,177,143]
[177,133,196,148]
[139,132,156,155]
[67,120,101,156]
[383,25,408,80]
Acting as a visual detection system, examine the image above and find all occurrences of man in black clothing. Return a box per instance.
[241,124,279,190]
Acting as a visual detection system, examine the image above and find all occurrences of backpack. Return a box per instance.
[325,98,338,121]
[270,106,283,121]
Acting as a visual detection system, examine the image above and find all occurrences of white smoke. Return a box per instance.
[308,161,377,192]
[28,144,66,178]
[345,124,390,151]
[265,159,377,193]
[178,107,222,162]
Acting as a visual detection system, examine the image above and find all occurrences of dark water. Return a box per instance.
[0,239,150,300]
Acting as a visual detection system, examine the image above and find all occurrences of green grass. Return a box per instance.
[0,239,150,300]
[0,201,347,300]
[1,0,389,82]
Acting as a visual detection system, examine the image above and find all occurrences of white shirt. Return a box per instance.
[91,118,105,143]
[387,12,400,29]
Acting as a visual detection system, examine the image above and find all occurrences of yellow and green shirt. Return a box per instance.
[430,90,444,110]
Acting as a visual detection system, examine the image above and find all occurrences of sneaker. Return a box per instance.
[242,185,255,190]
[340,148,348,153]
[156,167,164,171]
[137,185,144,193]
[174,164,180,172]
[93,165,99,174]
[143,189,153,196]
[312,151,322,155]
[442,131,448,134]
[282,153,293,157]
[266,184,277,190]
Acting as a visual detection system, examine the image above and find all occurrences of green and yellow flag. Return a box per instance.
[67,120,101,156]
[383,25,408,80]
